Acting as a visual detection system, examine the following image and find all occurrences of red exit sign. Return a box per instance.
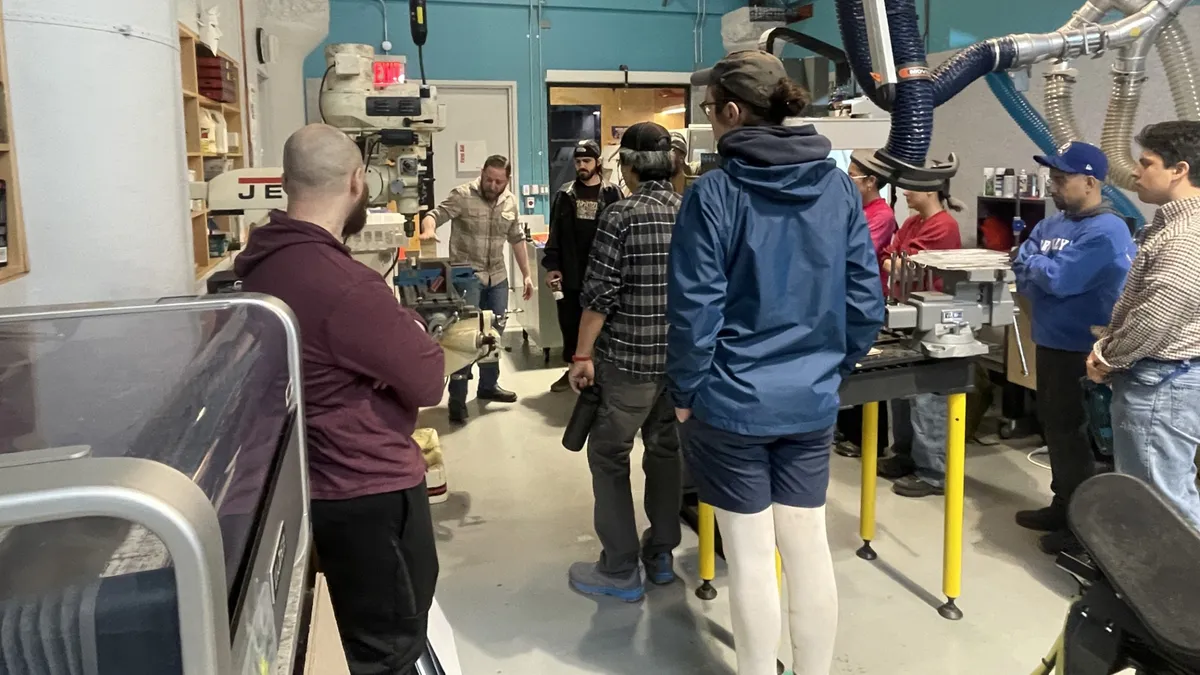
[373,61,406,88]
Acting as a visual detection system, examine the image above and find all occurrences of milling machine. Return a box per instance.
[200,26,497,377]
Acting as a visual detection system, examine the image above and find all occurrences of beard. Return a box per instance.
[342,191,370,239]
[1051,194,1071,213]
[576,166,599,182]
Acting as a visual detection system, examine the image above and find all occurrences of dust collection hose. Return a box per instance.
[835,0,1016,171]
[985,72,1145,227]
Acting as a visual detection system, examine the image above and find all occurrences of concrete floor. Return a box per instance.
[420,337,1076,675]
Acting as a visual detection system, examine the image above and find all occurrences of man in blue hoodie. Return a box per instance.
[1012,141,1135,555]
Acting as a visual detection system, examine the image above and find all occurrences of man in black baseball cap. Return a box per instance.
[568,121,683,600]
[543,139,622,392]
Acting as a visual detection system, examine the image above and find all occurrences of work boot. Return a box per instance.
[1038,529,1084,556]
[1015,505,1066,533]
[878,453,916,480]
[568,562,645,602]
[478,386,518,403]
[448,400,469,425]
[550,371,572,393]
[891,475,944,498]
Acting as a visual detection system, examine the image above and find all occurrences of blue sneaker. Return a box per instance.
[568,562,644,602]
[643,553,676,585]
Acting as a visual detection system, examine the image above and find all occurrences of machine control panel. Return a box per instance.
[366,96,423,117]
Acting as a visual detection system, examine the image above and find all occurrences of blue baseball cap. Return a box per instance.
[1034,142,1109,181]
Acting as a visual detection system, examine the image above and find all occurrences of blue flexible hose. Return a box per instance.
[984,72,1146,228]
[883,0,936,166]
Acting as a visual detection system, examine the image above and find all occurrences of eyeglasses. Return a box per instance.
[700,102,719,120]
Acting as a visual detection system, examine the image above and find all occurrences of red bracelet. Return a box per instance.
[572,355,593,362]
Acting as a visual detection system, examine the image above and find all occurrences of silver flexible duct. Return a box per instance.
[1102,70,1148,189]
[1040,0,1199,188]
[1044,67,1081,147]
[1157,19,1200,120]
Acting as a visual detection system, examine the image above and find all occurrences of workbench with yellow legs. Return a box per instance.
[856,394,968,620]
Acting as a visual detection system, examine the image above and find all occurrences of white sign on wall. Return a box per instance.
[456,141,487,174]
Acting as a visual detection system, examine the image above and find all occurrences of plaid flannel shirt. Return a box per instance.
[581,180,681,379]
[428,179,522,287]
[1095,196,1200,368]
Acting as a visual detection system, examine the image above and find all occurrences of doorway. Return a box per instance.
[547,86,689,194]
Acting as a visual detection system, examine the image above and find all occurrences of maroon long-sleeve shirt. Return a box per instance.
[236,211,445,501]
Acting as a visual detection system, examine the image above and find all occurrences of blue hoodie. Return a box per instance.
[666,125,885,437]
[1012,203,1136,353]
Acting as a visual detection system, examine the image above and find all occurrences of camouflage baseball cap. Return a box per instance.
[691,50,788,110]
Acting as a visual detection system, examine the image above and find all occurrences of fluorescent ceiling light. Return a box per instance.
[660,105,687,115]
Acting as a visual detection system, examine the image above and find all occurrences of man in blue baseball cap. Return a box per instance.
[1012,141,1137,555]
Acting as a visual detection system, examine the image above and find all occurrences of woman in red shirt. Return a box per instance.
[880,188,964,291]
[878,187,965,498]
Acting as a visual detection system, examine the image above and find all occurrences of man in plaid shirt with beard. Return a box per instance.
[566,122,683,602]
[1088,121,1200,529]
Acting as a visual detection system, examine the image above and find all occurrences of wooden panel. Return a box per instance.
[0,1,29,284]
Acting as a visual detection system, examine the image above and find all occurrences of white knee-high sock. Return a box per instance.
[773,503,838,675]
[714,507,781,675]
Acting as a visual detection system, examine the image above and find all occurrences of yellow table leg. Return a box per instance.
[857,401,880,560]
[775,549,783,590]
[939,392,967,620]
[696,502,718,600]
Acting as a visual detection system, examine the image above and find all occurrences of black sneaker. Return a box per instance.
[550,372,572,393]
[892,475,944,498]
[478,386,518,403]
[1015,505,1066,533]
[448,400,469,424]
[1038,529,1084,556]
[878,454,916,480]
[833,440,862,458]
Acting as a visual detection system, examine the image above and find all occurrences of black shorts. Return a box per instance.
[312,483,439,675]
[682,417,835,514]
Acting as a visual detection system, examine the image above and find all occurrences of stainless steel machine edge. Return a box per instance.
[0,457,231,674]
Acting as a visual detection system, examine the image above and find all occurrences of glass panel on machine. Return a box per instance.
[0,301,293,592]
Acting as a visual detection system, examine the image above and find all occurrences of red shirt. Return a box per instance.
[880,210,962,291]
[863,197,898,261]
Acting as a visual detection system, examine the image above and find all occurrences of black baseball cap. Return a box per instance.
[574,140,601,160]
[620,122,672,152]
[691,50,788,109]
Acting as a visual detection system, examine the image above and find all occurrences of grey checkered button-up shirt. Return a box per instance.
[1096,196,1200,369]
[427,179,522,286]
[582,180,681,379]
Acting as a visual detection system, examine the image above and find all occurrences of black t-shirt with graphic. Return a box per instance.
[572,182,603,270]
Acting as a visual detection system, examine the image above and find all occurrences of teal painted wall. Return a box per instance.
[309,0,737,209]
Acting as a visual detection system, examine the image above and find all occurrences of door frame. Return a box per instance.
[429,80,521,193]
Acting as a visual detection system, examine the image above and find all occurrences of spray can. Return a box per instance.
[1038,167,1051,199]
[994,168,1007,197]
[1003,170,1017,198]
[984,168,996,196]
[1018,169,1030,198]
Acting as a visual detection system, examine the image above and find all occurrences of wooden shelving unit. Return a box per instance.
[0,2,28,284]
[179,24,246,278]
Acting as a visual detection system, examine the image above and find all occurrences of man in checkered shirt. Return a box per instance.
[566,122,683,601]
[1088,121,1200,529]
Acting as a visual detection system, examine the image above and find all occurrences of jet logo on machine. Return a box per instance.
[238,176,286,201]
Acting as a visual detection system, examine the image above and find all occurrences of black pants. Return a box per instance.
[312,483,439,675]
[1036,346,1095,512]
[588,361,683,576]
[836,404,891,452]
[557,289,583,364]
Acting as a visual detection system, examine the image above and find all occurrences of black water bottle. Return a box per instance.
[563,386,601,452]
